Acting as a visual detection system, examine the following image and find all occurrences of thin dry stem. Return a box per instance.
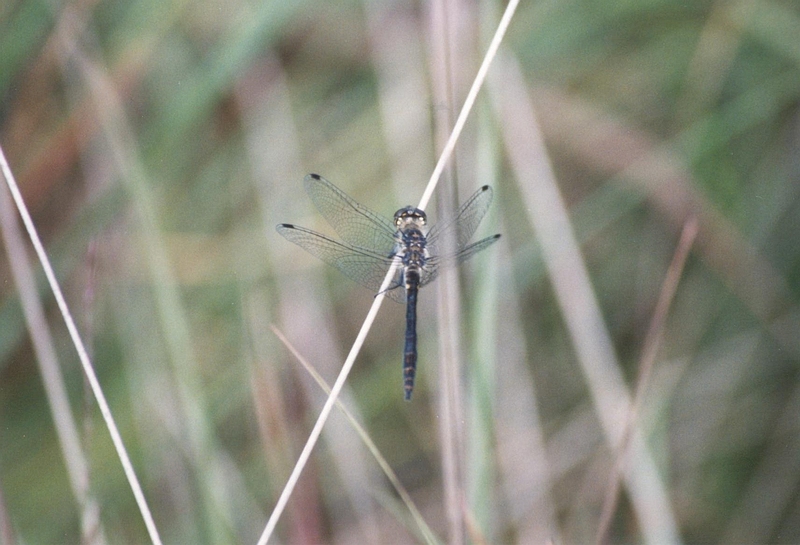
[595,218,698,545]
[0,173,105,544]
[56,8,241,538]
[493,241,562,543]
[258,0,519,541]
[364,0,434,191]
[0,145,162,545]
[427,0,465,541]
[270,325,440,545]
[489,52,680,544]
[418,0,519,210]
[531,86,798,356]
[257,266,397,545]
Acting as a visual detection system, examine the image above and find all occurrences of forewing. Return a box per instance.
[304,174,398,256]
[426,185,494,254]
[276,223,406,303]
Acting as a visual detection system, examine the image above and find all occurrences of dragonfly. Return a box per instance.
[277,173,501,400]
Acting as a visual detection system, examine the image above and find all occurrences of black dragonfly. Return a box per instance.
[277,173,500,400]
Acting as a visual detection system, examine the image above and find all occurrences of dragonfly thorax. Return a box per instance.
[397,227,428,278]
[394,206,427,229]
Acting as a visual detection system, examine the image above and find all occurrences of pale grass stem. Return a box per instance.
[595,217,698,545]
[418,0,519,212]
[0,164,104,542]
[57,11,236,539]
[258,0,519,541]
[257,263,397,545]
[489,52,680,544]
[427,0,465,540]
[0,146,163,545]
[269,325,440,545]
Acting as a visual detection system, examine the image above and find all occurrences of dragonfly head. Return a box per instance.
[394,206,427,228]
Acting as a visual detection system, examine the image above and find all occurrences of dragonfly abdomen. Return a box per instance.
[403,268,420,401]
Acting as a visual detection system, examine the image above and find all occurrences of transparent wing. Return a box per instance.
[276,223,406,303]
[420,234,501,287]
[304,174,398,257]
[419,185,499,287]
[426,185,494,255]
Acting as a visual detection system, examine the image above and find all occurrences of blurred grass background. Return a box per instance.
[1,0,800,543]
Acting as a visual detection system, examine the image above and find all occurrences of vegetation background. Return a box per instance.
[1,0,799,543]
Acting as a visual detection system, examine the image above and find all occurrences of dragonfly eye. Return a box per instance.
[394,207,427,227]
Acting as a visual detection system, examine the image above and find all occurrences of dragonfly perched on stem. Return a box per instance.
[277,174,500,400]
